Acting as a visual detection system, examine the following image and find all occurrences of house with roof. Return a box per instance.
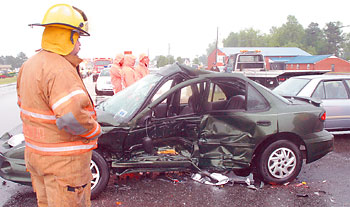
[272,55,350,73]
[207,47,311,70]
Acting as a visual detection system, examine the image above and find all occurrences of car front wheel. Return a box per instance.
[257,140,302,184]
[91,150,109,200]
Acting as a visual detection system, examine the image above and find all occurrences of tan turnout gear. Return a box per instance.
[18,3,98,207]
[135,53,150,78]
[17,51,101,156]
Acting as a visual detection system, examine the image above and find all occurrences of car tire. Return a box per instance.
[90,150,110,200]
[257,140,302,184]
[233,168,251,177]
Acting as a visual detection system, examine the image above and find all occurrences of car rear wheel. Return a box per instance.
[91,150,109,200]
[257,140,302,184]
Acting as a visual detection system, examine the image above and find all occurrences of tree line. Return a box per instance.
[0,52,28,70]
[206,15,350,61]
[153,16,350,68]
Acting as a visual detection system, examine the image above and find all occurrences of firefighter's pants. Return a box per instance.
[25,149,93,207]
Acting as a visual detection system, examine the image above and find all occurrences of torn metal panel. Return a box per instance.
[197,115,255,169]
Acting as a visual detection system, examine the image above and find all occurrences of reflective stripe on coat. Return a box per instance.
[17,50,101,155]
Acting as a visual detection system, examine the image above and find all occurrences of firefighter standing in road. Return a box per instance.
[17,4,101,207]
[110,53,124,94]
[135,53,150,79]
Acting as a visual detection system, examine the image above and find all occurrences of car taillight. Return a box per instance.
[320,112,326,121]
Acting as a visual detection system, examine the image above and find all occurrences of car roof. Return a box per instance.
[156,63,248,80]
[291,74,350,80]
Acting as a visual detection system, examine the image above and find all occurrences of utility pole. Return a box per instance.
[168,43,170,56]
[215,27,218,67]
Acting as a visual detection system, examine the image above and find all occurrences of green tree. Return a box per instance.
[0,52,28,69]
[341,33,350,60]
[155,55,176,67]
[206,41,217,56]
[323,21,345,56]
[0,56,4,65]
[223,28,268,47]
[15,52,28,68]
[198,54,207,66]
[269,15,305,47]
[3,56,16,69]
[304,22,327,55]
[167,55,175,65]
[155,56,167,67]
[176,57,184,64]
[192,57,199,65]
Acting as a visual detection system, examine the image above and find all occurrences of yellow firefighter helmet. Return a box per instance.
[30,4,89,36]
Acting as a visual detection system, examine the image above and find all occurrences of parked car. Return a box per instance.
[0,63,333,199]
[95,67,114,96]
[273,74,350,134]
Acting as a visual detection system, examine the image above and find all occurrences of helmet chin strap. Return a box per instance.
[70,30,77,44]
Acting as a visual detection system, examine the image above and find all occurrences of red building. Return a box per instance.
[281,55,350,72]
[208,47,350,73]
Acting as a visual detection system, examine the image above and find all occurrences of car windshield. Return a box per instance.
[95,60,112,66]
[100,69,110,76]
[273,78,311,96]
[97,73,163,123]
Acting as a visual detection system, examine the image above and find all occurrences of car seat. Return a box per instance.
[225,95,245,110]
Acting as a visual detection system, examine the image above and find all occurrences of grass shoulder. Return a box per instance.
[0,77,17,85]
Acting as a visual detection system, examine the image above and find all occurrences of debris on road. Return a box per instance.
[191,172,229,186]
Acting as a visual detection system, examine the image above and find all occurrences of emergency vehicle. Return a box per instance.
[92,57,113,82]
[223,50,329,89]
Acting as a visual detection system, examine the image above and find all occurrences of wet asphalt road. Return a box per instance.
[2,135,350,207]
[1,77,350,206]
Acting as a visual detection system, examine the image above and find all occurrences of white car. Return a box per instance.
[273,74,350,134]
[95,68,114,96]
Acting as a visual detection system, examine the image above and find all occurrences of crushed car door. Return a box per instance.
[148,80,203,144]
[130,78,207,157]
[197,79,277,170]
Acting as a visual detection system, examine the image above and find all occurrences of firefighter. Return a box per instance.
[17,4,101,207]
[110,53,124,94]
[121,51,140,87]
[135,53,150,79]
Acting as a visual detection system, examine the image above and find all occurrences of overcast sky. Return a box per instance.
[1,0,349,60]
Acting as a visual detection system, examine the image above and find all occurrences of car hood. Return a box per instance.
[96,108,126,127]
[96,76,111,83]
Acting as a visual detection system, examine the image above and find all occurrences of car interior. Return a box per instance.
[150,77,248,119]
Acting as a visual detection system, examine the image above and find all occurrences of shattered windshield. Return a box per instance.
[97,74,163,123]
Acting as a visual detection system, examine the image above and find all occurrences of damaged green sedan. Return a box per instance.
[0,63,334,199]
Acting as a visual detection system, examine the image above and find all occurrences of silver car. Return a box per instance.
[95,67,114,96]
[273,74,350,134]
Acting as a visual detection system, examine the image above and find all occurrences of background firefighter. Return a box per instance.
[17,4,101,207]
[121,51,140,88]
[110,53,124,94]
[135,53,150,79]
